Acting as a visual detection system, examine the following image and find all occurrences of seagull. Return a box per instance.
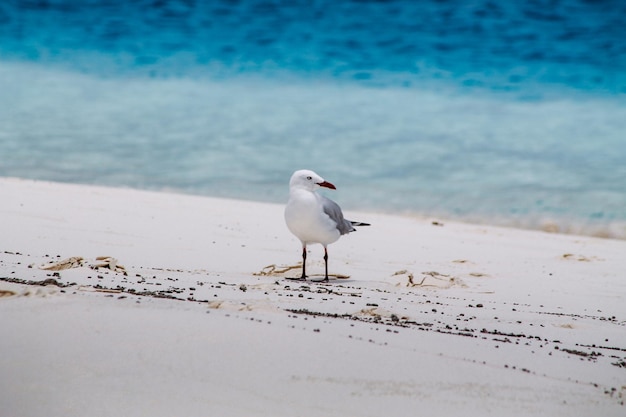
[284,169,370,282]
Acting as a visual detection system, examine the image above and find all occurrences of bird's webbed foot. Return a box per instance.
[286,276,307,281]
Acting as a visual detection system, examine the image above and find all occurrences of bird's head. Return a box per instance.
[289,169,336,191]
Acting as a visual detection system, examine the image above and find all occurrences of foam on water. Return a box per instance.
[1,62,625,239]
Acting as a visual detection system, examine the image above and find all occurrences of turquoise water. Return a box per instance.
[1,1,625,238]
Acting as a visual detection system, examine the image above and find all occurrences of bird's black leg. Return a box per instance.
[301,245,307,280]
[287,245,307,281]
[322,246,330,282]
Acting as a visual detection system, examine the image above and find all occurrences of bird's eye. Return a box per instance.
[306,176,312,180]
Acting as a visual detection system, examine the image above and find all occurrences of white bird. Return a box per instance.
[284,169,370,282]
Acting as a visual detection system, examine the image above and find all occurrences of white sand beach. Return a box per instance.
[1,177,624,416]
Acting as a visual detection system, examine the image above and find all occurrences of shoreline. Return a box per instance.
[1,176,625,416]
[3,175,624,242]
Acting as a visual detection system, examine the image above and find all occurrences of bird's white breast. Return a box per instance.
[284,189,340,246]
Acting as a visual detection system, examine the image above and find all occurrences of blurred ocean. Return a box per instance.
[1,0,625,238]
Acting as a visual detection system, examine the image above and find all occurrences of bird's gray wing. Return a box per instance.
[320,195,356,235]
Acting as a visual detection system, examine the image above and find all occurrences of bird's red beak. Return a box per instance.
[317,181,336,190]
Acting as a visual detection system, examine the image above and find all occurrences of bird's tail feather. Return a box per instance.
[349,221,370,227]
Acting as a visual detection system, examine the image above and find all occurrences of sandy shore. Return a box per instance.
[1,177,625,416]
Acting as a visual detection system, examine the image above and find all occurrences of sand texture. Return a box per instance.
[1,177,625,416]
